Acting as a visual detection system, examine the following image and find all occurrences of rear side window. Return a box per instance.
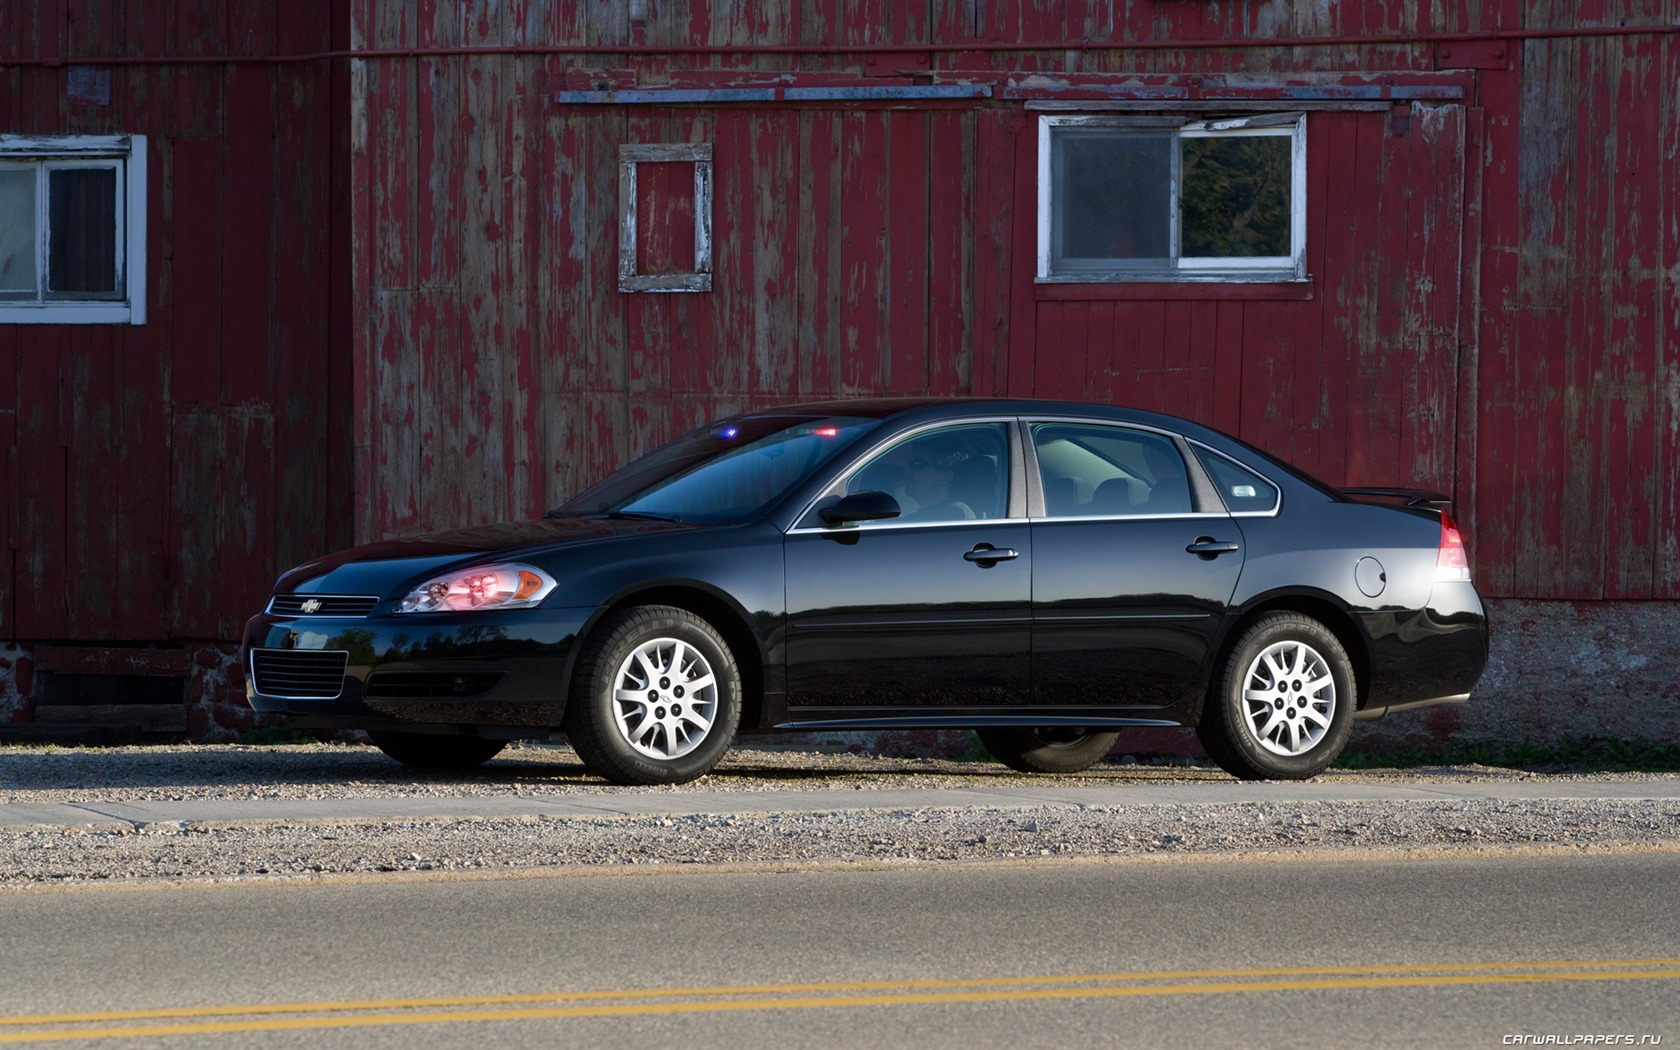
[1030,422,1193,517]
[1193,447,1279,513]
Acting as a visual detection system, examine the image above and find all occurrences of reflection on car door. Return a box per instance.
[783,422,1030,714]
[1028,421,1244,708]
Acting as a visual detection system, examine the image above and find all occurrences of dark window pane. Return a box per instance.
[0,169,36,295]
[1052,129,1171,268]
[48,167,119,296]
[1180,135,1291,258]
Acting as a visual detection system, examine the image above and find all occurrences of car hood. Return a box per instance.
[273,516,698,595]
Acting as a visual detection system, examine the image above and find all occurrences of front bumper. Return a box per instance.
[241,605,595,728]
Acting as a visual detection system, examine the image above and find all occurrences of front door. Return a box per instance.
[783,421,1030,715]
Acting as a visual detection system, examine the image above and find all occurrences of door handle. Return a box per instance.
[1186,538,1241,559]
[964,545,1019,564]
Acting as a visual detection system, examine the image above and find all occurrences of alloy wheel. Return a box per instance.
[610,636,719,760]
[1240,639,1337,757]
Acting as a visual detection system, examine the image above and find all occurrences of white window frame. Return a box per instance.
[1036,114,1306,283]
[0,134,146,324]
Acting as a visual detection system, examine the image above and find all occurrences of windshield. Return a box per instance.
[556,415,882,524]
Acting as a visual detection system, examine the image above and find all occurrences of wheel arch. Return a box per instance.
[590,581,769,732]
[1200,591,1372,725]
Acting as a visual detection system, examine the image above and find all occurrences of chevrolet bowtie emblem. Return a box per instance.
[300,598,324,614]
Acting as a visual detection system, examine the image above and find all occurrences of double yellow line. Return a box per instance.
[3,959,1678,1043]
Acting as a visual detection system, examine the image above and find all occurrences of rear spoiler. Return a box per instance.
[1340,487,1453,508]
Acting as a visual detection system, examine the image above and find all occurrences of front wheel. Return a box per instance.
[564,605,741,786]
[976,727,1120,774]
[367,730,507,770]
[1198,612,1355,780]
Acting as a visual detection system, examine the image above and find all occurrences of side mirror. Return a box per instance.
[818,490,901,526]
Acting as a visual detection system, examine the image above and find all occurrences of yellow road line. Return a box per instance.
[2,961,1677,1044]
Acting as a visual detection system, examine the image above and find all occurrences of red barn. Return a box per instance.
[2,1,1676,750]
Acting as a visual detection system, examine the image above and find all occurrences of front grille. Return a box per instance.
[267,594,380,616]
[366,671,505,700]
[249,649,350,699]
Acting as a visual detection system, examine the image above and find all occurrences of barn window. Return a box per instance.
[1037,114,1304,283]
[618,142,712,293]
[0,135,146,324]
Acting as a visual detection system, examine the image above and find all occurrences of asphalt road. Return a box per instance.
[2,851,1677,1048]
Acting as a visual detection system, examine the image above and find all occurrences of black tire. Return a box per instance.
[1198,612,1355,780]
[976,727,1121,774]
[564,605,741,786]
[367,730,507,770]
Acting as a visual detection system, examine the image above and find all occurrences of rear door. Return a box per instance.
[1027,420,1244,709]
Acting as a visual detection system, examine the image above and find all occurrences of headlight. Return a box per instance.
[396,564,557,613]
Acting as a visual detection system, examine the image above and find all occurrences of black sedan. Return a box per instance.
[243,398,1488,784]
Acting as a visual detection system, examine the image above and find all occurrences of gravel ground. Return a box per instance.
[2,742,1678,887]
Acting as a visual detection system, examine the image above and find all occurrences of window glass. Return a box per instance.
[0,168,37,295]
[1053,130,1171,269]
[560,416,880,524]
[47,166,118,297]
[1032,423,1192,517]
[843,423,1010,524]
[1193,446,1280,513]
[1039,115,1304,283]
[1181,135,1291,258]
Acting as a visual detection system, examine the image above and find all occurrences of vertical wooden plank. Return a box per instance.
[0,323,14,634]
[1004,108,1038,398]
[222,63,275,405]
[172,0,225,138]
[749,112,798,403]
[928,109,974,395]
[1074,300,1106,405]
[62,335,120,634]
[885,110,929,394]
[972,107,1018,399]
[1211,300,1245,433]
[1314,112,1361,486]
[1509,33,1574,597]
[168,138,224,405]
[838,110,888,395]
[703,109,749,406]
[371,290,420,537]
[1658,28,1680,598]
[457,0,507,527]
[13,332,66,637]
[796,110,841,399]
[1473,61,1523,597]
[271,5,340,572]
[499,27,543,519]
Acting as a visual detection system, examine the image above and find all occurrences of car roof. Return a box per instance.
[738,396,1228,444]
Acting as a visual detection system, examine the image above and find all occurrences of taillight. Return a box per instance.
[1434,512,1471,581]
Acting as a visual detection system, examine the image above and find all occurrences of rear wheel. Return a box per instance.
[1198,612,1355,780]
[565,605,741,786]
[367,730,507,770]
[976,727,1120,774]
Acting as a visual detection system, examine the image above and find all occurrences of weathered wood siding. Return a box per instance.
[1,2,351,646]
[349,0,1677,601]
[7,0,1675,661]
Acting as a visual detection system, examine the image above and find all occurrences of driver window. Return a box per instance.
[846,423,1009,523]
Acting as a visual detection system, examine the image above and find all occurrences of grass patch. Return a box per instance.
[1336,737,1680,774]
[234,720,331,746]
